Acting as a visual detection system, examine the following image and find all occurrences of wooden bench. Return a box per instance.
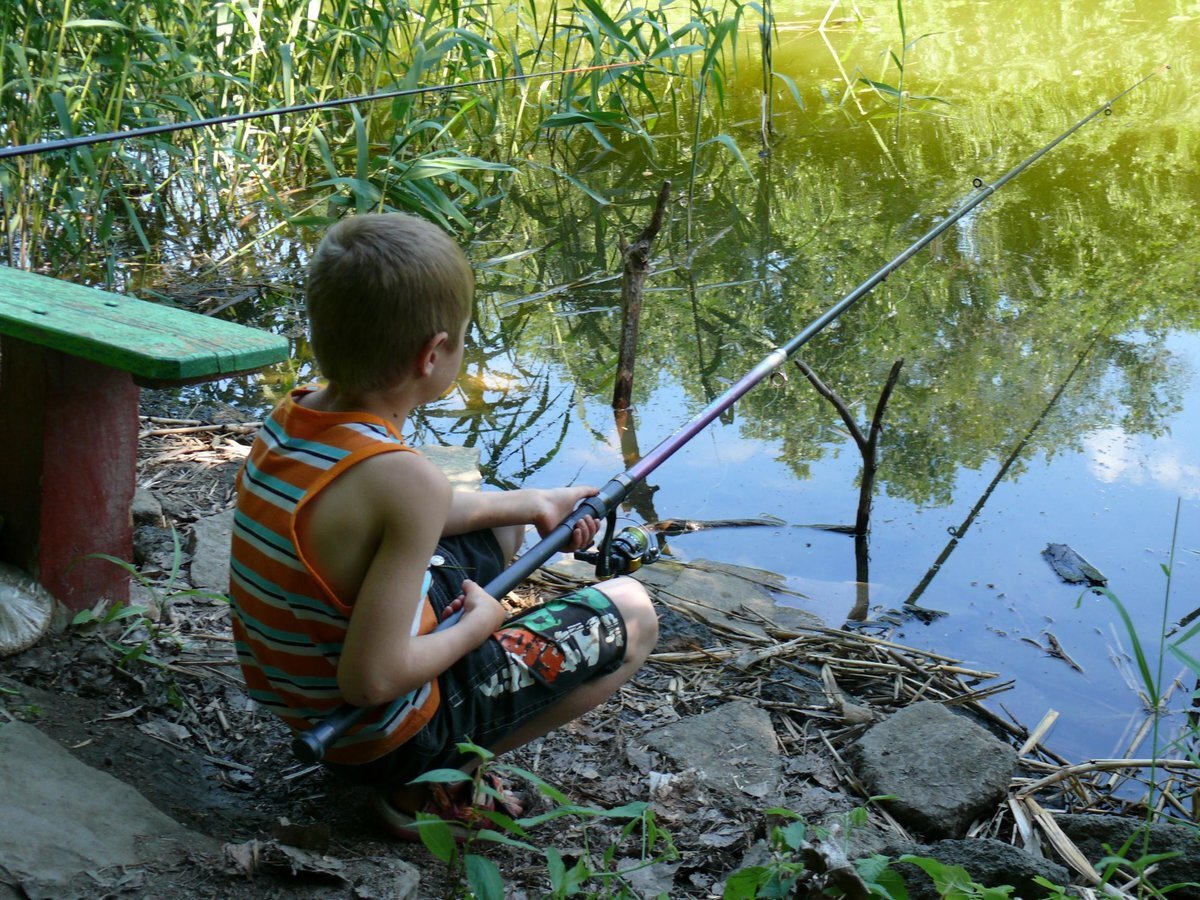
[0,266,288,611]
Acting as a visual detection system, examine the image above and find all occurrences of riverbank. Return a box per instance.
[1,412,1197,898]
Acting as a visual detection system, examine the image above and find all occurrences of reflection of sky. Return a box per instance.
[1084,332,1200,500]
[1086,426,1200,499]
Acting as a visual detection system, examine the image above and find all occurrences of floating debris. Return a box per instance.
[1042,543,1107,586]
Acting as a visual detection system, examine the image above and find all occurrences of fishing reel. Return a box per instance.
[575,511,660,577]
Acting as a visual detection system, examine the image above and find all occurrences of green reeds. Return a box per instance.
[0,0,747,278]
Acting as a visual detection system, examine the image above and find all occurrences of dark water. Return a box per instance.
[184,2,1200,764]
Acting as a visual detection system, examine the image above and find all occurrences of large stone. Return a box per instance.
[188,508,235,593]
[635,558,823,636]
[416,444,483,491]
[641,700,784,810]
[892,837,1072,899]
[0,721,220,899]
[1056,813,1200,898]
[847,701,1017,838]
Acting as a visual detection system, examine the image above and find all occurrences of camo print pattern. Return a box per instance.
[487,588,626,694]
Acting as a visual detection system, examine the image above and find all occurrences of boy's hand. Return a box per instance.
[444,579,507,632]
[530,486,600,551]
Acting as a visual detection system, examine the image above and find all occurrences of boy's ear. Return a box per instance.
[415,331,450,377]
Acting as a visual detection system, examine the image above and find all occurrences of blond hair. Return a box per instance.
[305,213,474,394]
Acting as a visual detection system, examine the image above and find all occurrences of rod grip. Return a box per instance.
[291,703,368,764]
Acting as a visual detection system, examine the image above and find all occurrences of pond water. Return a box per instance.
[183,1,1200,765]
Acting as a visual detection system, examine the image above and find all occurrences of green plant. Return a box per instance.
[408,742,677,899]
[1076,499,1200,896]
[855,0,947,142]
[71,525,228,669]
[722,804,907,898]
[0,0,744,276]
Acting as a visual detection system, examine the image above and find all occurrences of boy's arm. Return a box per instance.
[336,454,506,708]
[444,485,598,543]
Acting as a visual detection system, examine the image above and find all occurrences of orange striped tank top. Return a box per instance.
[228,388,440,765]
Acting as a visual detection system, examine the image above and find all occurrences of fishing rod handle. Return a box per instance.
[291,703,370,764]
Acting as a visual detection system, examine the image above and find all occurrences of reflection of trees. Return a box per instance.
[461,66,1198,509]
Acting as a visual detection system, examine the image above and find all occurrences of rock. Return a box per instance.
[1056,813,1200,898]
[0,721,220,899]
[846,701,1017,838]
[641,700,784,810]
[636,558,822,636]
[131,488,165,526]
[415,444,483,491]
[656,605,718,652]
[188,509,235,593]
[133,524,180,571]
[891,837,1071,899]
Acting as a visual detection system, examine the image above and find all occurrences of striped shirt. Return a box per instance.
[228,388,440,764]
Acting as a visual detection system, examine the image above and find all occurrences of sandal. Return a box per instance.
[373,774,522,843]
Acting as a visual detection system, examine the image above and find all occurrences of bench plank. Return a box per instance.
[0,266,287,383]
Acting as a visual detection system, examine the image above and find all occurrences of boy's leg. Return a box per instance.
[485,575,657,756]
[491,523,525,565]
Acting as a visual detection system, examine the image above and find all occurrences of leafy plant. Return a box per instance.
[409,742,678,899]
[71,525,228,669]
[854,0,948,141]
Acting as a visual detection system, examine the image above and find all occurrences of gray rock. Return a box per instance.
[188,509,235,593]
[416,444,483,491]
[641,700,785,810]
[635,558,822,637]
[0,722,220,900]
[131,488,164,526]
[133,524,180,570]
[1056,813,1200,898]
[847,701,1017,838]
[891,837,1071,899]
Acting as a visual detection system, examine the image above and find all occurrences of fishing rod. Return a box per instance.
[291,64,1168,763]
[0,60,648,161]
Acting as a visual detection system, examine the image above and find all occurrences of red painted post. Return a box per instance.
[0,338,138,610]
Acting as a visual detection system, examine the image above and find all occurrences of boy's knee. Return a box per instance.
[601,577,658,651]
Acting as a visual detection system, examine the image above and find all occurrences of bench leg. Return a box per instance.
[0,338,138,611]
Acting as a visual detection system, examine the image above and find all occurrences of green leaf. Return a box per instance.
[541,109,629,129]
[860,77,903,98]
[416,813,458,864]
[64,18,130,30]
[897,855,975,891]
[699,133,752,176]
[778,820,807,850]
[723,866,771,899]
[546,847,567,891]
[771,71,806,110]
[408,768,473,785]
[465,854,505,900]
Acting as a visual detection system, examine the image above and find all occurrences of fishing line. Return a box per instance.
[286,64,1169,763]
[0,60,651,161]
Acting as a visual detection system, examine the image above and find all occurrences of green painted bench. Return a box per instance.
[0,266,288,611]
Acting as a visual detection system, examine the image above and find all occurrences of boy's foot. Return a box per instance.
[373,774,523,843]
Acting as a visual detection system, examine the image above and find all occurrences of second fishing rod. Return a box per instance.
[291,64,1167,764]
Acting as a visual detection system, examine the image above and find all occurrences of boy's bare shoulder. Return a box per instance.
[339,447,451,507]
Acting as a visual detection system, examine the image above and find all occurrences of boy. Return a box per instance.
[228,212,658,838]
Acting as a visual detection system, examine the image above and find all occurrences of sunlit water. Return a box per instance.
[176,1,1200,764]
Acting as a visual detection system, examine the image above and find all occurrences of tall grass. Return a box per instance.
[0,0,763,279]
